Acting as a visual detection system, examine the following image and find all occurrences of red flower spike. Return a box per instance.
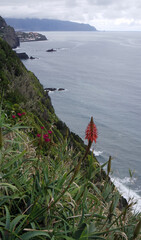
[85,117,98,143]
[17,113,22,117]
[40,126,44,129]
[12,115,16,119]
[22,112,26,115]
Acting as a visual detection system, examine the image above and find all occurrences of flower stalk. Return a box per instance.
[47,116,98,210]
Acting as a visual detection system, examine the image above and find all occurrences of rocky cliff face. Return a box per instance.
[0,16,19,48]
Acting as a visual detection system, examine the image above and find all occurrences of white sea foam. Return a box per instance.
[58,47,68,51]
[119,177,137,185]
[14,47,21,50]
[90,149,103,157]
[48,91,55,94]
[111,177,141,214]
[94,150,103,157]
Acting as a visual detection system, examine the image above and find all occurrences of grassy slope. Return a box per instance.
[0,38,141,239]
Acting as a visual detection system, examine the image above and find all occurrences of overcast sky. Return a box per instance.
[1,0,141,31]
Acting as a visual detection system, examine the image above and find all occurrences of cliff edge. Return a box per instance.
[0,16,19,48]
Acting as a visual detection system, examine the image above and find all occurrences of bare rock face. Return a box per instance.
[0,16,7,28]
[0,16,19,48]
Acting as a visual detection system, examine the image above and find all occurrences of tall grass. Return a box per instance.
[0,111,141,239]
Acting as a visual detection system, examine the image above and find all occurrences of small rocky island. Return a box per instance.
[46,48,56,52]
[44,88,65,92]
[16,31,47,42]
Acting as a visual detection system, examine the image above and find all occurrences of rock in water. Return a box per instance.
[16,52,29,60]
[46,48,56,52]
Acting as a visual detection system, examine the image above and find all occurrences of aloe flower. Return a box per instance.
[47,117,98,211]
[85,117,98,143]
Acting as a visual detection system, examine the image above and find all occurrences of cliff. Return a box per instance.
[0,16,19,48]
[0,37,86,152]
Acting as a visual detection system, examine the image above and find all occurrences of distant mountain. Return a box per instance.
[5,18,97,31]
[0,16,19,48]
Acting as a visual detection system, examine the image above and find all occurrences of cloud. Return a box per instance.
[1,0,141,30]
[87,0,115,6]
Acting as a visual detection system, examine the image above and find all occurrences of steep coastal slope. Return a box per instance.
[0,16,19,48]
[0,36,141,238]
[0,37,86,152]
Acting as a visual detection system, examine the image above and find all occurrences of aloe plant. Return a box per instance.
[0,112,141,239]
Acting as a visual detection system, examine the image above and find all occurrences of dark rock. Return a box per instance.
[44,88,57,92]
[16,52,29,60]
[44,88,65,92]
[46,48,56,52]
[118,196,128,210]
[58,88,65,91]
[30,56,35,59]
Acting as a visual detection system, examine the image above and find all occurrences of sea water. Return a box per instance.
[16,31,141,212]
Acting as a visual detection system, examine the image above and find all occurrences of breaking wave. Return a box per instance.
[111,176,141,213]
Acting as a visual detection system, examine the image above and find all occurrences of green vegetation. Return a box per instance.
[0,38,141,239]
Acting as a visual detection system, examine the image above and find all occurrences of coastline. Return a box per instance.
[1,37,141,238]
[14,31,141,214]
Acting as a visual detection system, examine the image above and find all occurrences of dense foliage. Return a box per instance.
[0,38,141,239]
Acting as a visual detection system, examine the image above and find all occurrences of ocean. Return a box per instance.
[16,31,141,212]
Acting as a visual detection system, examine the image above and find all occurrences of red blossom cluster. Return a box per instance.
[12,112,26,119]
[85,117,98,143]
[37,127,52,143]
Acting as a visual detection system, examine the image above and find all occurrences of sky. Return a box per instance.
[1,0,141,31]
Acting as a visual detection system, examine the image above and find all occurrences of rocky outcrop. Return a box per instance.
[0,16,19,48]
[44,88,65,92]
[58,88,65,91]
[16,52,29,60]
[46,48,56,52]
[30,56,35,59]
[44,88,57,92]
